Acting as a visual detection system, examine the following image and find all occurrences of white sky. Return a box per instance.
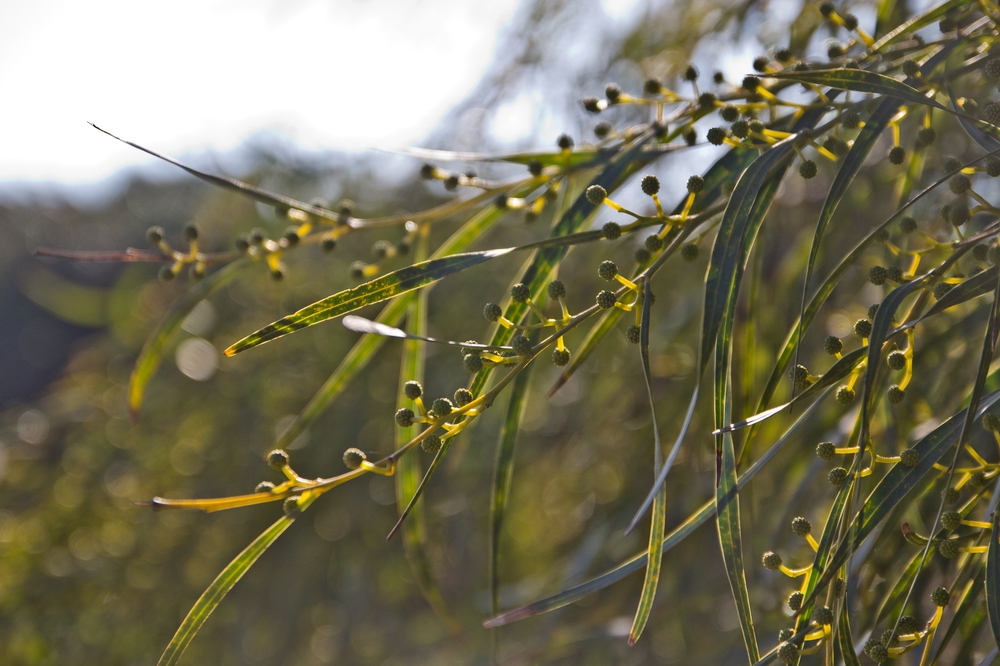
[0,0,522,185]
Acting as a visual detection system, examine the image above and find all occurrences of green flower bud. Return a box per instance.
[827,43,844,59]
[899,216,917,233]
[948,201,972,224]
[762,551,782,570]
[645,235,663,253]
[899,448,920,468]
[596,290,617,309]
[887,351,906,370]
[461,352,483,374]
[888,146,906,164]
[598,260,619,281]
[778,628,794,642]
[706,127,727,146]
[511,335,533,356]
[863,638,888,664]
[943,487,960,504]
[698,91,717,108]
[484,303,503,323]
[841,111,861,129]
[974,244,990,262]
[742,75,760,91]
[971,470,987,489]
[934,282,953,300]
[982,412,1000,431]
[720,105,739,122]
[430,397,454,419]
[349,261,366,280]
[791,364,811,390]
[824,136,849,157]
[799,160,817,179]
[777,641,799,665]
[586,185,607,204]
[713,71,725,84]
[829,467,848,487]
[814,606,834,626]
[594,121,612,138]
[551,348,571,366]
[917,127,936,147]
[941,510,962,531]
[730,119,750,139]
[634,247,651,264]
[816,442,836,460]
[255,481,275,493]
[833,577,846,599]
[787,591,803,612]
[343,447,366,469]
[158,264,177,282]
[898,615,920,634]
[641,175,660,195]
[867,303,880,320]
[557,134,574,150]
[546,281,566,301]
[510,283,531,303]
[644,78,663,94]
[902,59,920,78]
[986,102,1000,126]
[938,539,960,559]
[824,336,843,355]
[395,408,415,427]
[776,48,793,62]
[931,587,951,607]
[283,495,301,517]
[266,449,289,470]
[753,56,769,72]
[880,629,899,648]
[683,127,697,146]
[146,226,164,244]
[887,385,905,404]
[454,388,474,407]
[748,120,765,134]
[582,97,601,113]
[836,387,856,405]
[854,318,872,338]
[421,434,442,454]
[602,222,622,240]
[791,516,812,537]
[283,227,300,246]
[625,324,641,344]
[403,381,423,400]
[686,174,705,194]
[950,174,971,194]
[868,265,888,285]
[183,223,199,241]
[987,156,1000,177]
[605,83,621,103]
[681,243,699,261]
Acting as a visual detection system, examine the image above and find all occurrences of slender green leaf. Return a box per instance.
[868,0,974,52]
[129,257,249,420]
[226,249,511,355]
[157,514,295,666]
[947,83,1000,152]
[772,69,943,110]
[987,496,1000,650]
[838,602,863,666]
[932,560,986,664]
[388,145,613,168]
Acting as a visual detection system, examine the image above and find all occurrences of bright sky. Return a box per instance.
[0,0,522,186]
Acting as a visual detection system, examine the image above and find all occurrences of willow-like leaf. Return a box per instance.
[157,514,296,666]
[947,83,1000,152]
[868,0,975,52]
[932,560,986,665]
[772,69,944,110]
[987,499,1000,650]
[387,145,611,168]
[129,257,249,419]
[837,603,863,666]
[342,315,511,351]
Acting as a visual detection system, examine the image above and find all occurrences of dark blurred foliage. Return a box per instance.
[5,0,995,664]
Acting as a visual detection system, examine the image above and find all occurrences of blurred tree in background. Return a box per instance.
[5,0,1000,664]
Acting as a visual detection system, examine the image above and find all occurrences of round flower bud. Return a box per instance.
[343,447,366,469]
[887,351,906,370]
[824,336,843,355]
[720,105,739,122]
[511,335,532,356]
[828,43,844,59]
[854,319,872,338]
[596,290,617,309]
[888,146,906,164]
[799,160,818,179]
[874,228,890,243]
[706,127,727,146]
[183,223,199,241]
[887,385,905,404]
[602,222,622,240]
[814,606,834,626]
[987,156,1000,177]
[582,97,601,113]
[974,243,990,262]
[748,120,765,134]
[510,283,531,303]
[950,174,971,194]
[880,629,899,648]
[829,467,848,487]
[742,75,760,91]
[713,71,725,84]
[684,64,698,81]
[645,235,663,253]
[792,364,811,390]
[687,175,705,194]
[634,247,651,264]
[985,103,1000,126]
[753,56,769,72]
[990,245,1000,266]
[430,397,453,418]
[698,91,717,108]
[941,510,962,531]
[902,59,920,78]
[266,449,289,470]
[867,303,881,320]
[971,470,987,489]
[403,380,423,400]
[942,158,962,175]
[421,434,442,454]
[778,628,794,642]
[833,577,846,599]
[863,639,888,664]
[917,127,936,147]
[730,119,750,139]
[939,16,956,31]
[983,412,1000,431]
[868,265,888,285]
[454,388,474,407]
[551,348,571,366]
[594,121,613,138]
[644,78,662,95]
[762,551,783,570]
[681,243,699,261]
[841,111,861,129]
[255,481,275,493]
[986,59,1000,78]
[158,265,176,282]
[484,303,503,323]
[791,516,812,537]
[349,261,366,280]
[641,175,660,195]
[557,134,574,150]
[787,591,803,612]
[283,496,301,517]
[777,641,799,665]
[235,236,251,252]
[824,137,849,157]
[899,216,917,233]
[146,226,164,244]
[585,185,607,205]
[944,487,960,504]
[816,441,837,460]
[897,615,920,635]
[598,260,619,281]
[605,83,622,103]
[899,448,920,468]
[837,387,856,405]
[776,48,793,62]
[625,324,641,344]
[934,282,953,300]
[938,539,960,559]
[683,128,697,146]
[395,408,415,427]
[547,281,566,300]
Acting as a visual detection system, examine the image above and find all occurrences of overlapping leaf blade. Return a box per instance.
[987,511,1000,651]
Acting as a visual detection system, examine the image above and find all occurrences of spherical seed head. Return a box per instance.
[430,397,454,419]
[949,174,971,194]
[752,56,769,72]
[898,615,920,635]
[791,516,812,537]
[970,265,984,276]
[594,121,613,138]
[604,83,622,103]
[403,380,423,400]
[887,351,906,370]
[939,16,956,31]
[158,264,176,282]
[971,470,987,489]
[645,235,664,253]
[836,387,856,405]
[817,441,837,460]
[463,353,484,374]
[896,448,919,469]
[974,243,990,262]
[511,335,532,356]
[887,385,905,404]
[902,59,920,78]
[683,128,698,146]
[551,348,571,366]
[941,510,962,531]
[255,481,275,493]
[792,364,811,390]
[730,119,750,139]
[888,146,906,164]
[949,204,970,226]
[349,261,366,280]
[395,407,415,427]
[266,449,289,470]
[547,280,566,300]
[853,318,872,338]
[510,283,531,303]
[146,226,164,244]
[634,248,651,265]
[644,78,662,94]
[484,303,503,323]
[990,245,1000,266]
[586,185,607,205]
[742,75,760,91]
[421,434,442,454]
[343,448,367,469]
[819,1,835,16]
[823,136,849,157]
[777,641,799,665]
[933,282,953,300]
[283,496,301,517]
[640,174,661,196]
[582,97,601,113]
[963,97,979,115]
[712,71,725,84]
[706,127,727,146]
[898,216,917,233]
[762,551,783,570]
[863,639,889,664]
[886,265,903,283]
[598,260,619,281]
[917,127,936,147]
[698,91,717,109]
[824,335,843,355]
[778,628,794,642]
[720,105,739,122]
[799,160,818,179]
[938,539,960,559]
[183,223,199,241]
[982,412,1000,431]
[987,156,1000,177]
[868,265,888,285]
[681,243,699,261]
[880,629,899,648]
[683,64,699,81]
[787,591,803,612]
[596,290,617,309]
[686,174,705,194]
[557,134,574,150]
[841,111,861,129]
[776,48,793,62]
[625,324,641,344]
[988,59,1000,78]
[596,223,622,243]
[832,577,846,599]
[829,467,848,487]
[865,304,881,322]
[450,388,473,408]
[814,606,834,626]
[420,163,436,180]
[986,103,1000,126]
[944,487,961,504]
